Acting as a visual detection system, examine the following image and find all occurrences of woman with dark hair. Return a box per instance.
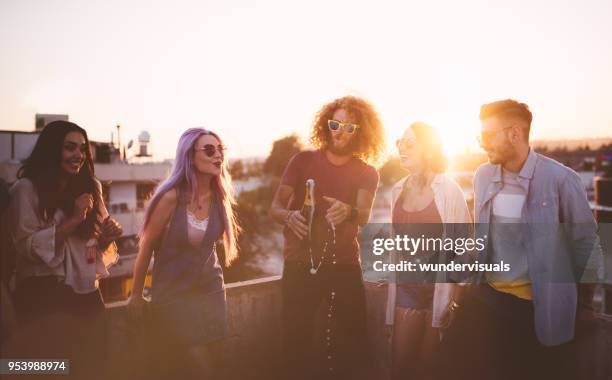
[129,128,240,379]
[0,178,17,345]
[385,122,471,379]
[5,120,121,376]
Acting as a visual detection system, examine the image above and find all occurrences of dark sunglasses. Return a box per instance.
[395,138,416,152]
[328,119,359,134]
[195,144,227,157]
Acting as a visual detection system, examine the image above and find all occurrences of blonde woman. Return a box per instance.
[385,122,471,379]
[129,128,240,379]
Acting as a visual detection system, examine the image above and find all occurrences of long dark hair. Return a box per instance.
[17,121,102,239]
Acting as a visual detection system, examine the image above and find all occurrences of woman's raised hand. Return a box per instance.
[73,193,94,221]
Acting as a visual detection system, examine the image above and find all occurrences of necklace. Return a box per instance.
[309,223,337,275]
[189,194,210,214]
[194,198,206,210]
[187,200,209,217]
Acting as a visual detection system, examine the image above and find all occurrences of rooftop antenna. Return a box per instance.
[116,124,121,151]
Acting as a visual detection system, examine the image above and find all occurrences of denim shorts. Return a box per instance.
[396,284,434,310]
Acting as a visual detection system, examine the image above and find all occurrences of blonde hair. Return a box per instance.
[403,121,448,174]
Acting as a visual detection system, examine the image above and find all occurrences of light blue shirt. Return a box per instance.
[473,148,602,346]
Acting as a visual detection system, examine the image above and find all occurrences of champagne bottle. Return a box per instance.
[301,179,315,243]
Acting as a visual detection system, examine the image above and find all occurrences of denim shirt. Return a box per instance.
[473,148,602,346]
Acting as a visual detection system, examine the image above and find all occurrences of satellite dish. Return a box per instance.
[136,131,152,157]
[127,139,134,149]
[138,131,151,143]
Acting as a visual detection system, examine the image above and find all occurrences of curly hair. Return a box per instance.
[310,96,385,165]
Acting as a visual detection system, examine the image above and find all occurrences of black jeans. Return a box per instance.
[11,276,107,380]
[282,262,368,380]
[435,285,577,380]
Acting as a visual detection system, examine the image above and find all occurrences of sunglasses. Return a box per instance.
[477,125,514,145]
[399,155,411,162]
[195,144,227,157]
[328,119,359,134]
[395,139,417,154]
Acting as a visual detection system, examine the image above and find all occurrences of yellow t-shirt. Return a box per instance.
[489,281,532,300]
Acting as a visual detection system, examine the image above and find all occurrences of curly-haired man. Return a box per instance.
[270,95,385,379]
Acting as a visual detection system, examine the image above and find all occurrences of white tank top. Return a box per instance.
[186,210,209,247]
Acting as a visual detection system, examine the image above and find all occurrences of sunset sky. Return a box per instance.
[1,0,611,160]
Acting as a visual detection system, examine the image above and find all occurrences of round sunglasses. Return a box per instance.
[194,144,227,157]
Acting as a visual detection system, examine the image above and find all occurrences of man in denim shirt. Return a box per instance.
[437,100,601,380]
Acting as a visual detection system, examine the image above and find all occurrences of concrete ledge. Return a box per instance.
[104,277,612,380]
[105,275,285,379]
[105,276,387,379]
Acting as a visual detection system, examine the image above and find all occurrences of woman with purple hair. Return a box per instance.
[129,128,240,378]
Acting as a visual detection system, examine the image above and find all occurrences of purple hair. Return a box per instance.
[142,128,240,265]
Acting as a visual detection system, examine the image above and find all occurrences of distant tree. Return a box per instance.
[245,160,263,177]
[229,159,245,180]
[221,136,305,282]
[379,157,405,187]
[222,183,281,283]
[224,135,319,283]
[263,135,303,177]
